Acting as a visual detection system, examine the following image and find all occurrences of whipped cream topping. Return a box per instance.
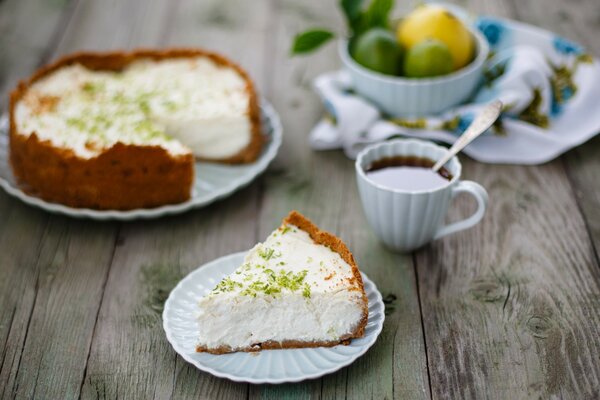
[14,58,253,159]
[197,223,365,351]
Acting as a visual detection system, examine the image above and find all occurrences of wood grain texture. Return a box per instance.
[248,1,429,399]
[416,161,600,399]
[0,199,51,399]
[8,219,118,399]
[0,0,599,398]
[52,0,174,53]
[165,1,272,397]
[563,136,600,263]
[0,0,76,109]
[79,205,255,399]
[0,1,120,399]
[76,0,271,398]
[0,0,183,399]
[0,183,118,400]
[520,0,600,269]
[414,2,600,399]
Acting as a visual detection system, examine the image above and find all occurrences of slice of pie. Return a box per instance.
[196,211,368,354]
[9,49,262,210]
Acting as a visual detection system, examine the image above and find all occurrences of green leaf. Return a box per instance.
[291,29,335,55]
[363,0,393,30]
[340,0,365,25]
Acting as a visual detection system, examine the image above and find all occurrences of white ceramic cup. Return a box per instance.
[355,139,488,253]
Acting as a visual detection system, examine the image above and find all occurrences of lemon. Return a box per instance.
[352,28,404,75]
[404,39,454,78]
[397,5,474,70]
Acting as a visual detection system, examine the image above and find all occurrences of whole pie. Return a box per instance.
[196,211,369,354]
[9,49,262,210]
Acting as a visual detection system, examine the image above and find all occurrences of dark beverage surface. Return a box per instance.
[365,156,453,191]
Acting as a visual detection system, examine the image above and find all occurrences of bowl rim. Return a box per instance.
[339,27,489,85]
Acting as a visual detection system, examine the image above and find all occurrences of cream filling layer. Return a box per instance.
[197,224,365,351]
[14,58,253,159]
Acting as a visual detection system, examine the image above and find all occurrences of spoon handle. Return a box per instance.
[432,100,503,172]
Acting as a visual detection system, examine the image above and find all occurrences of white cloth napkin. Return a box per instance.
[309,15,600,164]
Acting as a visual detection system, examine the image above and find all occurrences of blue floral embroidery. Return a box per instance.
[476,17,505,47]
[456,113,474,134]
[323,99,337,123]
[561,86,574,101]
[551,87,574,116]
[551,100,562,116]
[552,36,583,55]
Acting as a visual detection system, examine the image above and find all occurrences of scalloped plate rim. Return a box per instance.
[163,251,385,384]
[0,99,282,220]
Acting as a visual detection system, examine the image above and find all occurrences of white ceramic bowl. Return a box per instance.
[339,28,489,117]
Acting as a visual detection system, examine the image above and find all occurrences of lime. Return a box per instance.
[352,28,404,75]
[404,39,454,78]
[397,5,474,70]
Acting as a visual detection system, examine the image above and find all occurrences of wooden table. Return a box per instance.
[1,0,599,398]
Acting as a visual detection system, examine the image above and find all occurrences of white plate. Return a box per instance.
[0,100,282,220]
[163,251,385,384]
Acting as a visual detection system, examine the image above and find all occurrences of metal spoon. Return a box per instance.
[432,100,503,172]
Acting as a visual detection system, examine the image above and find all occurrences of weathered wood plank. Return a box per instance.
[79,203,255,399]
[0,181,116,399]
[0,0,76,109]
[77,0,272,398]
[415,2,600,398]
[166,1,275,396]
[512,0,600,271]
[0,199,50,400]
[0,0,178,398]
[1,0,598,398]
[337,197,431,400]
[248,1,429,399]
[0,0,116,399]
[416,160,600,399]
[53,0,174,53]
[165,0,272,90]
[563,136,600,262]
[0,195,117,396]
[8,218,118,399]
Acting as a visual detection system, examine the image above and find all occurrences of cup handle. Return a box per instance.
[433,180,488,240]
